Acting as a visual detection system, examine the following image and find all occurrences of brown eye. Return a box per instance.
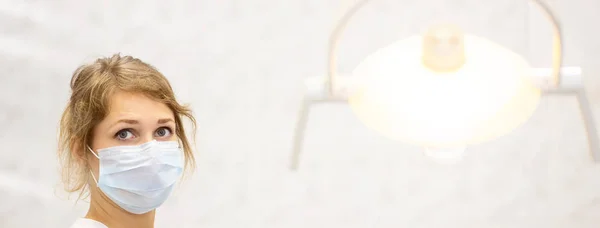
[155,127,172,138]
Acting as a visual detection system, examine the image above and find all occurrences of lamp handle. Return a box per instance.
[327,0,564,93]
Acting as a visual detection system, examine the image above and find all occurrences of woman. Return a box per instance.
[58,54,196,228]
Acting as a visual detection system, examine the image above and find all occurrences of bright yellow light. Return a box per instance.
[347,32,541,148]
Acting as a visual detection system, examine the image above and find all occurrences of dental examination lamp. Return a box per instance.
[289,0,599,170]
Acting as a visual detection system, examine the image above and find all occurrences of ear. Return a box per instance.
[69,139,87,163]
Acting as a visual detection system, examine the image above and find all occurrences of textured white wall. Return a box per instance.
[1,0,600,227]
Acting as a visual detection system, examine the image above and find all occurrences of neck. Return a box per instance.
[85,188,155,228]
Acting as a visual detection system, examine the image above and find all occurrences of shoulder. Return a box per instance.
[69,218,108,228]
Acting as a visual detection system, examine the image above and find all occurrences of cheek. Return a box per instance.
[87,144,103,175]
[86,154,100,179]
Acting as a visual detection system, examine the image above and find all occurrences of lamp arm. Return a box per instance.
[327,0,564,92]
[290,99,312,170]
[326,0,371,95]
[575,90,600,161]
[529,0,564,86]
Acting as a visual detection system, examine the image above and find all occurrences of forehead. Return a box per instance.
[103,90,174,122]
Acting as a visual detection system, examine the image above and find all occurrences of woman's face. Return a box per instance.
[88,90,178,172]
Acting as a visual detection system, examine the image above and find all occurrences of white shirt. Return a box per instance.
[69,218,108,228]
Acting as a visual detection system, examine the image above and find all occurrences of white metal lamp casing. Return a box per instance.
[289,0,598,170]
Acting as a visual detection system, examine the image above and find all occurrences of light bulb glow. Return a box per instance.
[347,34,541,148]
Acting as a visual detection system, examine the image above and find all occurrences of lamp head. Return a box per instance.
[347,27,541,148]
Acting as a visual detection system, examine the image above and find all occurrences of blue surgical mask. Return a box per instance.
[88,140,184,214]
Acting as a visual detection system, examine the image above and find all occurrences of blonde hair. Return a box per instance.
[57,53,196,200]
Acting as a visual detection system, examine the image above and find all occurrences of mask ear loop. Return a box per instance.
[87,146,100,186]
[177,139,184,149]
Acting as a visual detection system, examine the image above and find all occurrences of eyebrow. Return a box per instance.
[110,118,175,129]
[157,118,174,124]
